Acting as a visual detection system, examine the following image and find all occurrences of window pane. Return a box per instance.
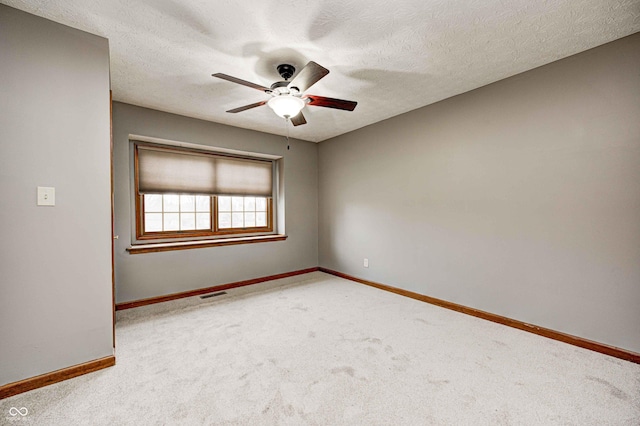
[141,193,270,236]
[195,196,210,212]
[196,213,210,230]
[232,212,244,228]
[180,195,195,212]
[218,196,231,212]
[218,212,231,229]
[232,196,244,212]
[164,194,179,212]
[144,194,163,212]
[164,212,179,231]
[180,213,195,230]
[244,196,256,211]
[244,212,256,227]
[145,213,163,232]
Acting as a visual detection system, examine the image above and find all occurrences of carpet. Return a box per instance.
[1,272,639,425]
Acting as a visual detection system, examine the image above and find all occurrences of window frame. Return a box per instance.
[133,142,275,242]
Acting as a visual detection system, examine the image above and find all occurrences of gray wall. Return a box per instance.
[318,33,640,353]
[112,103,318,303]
[0,6,113,385]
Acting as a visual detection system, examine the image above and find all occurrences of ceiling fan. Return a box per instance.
[212,61,357,126]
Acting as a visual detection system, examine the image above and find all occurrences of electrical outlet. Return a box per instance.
[363,258,369,268]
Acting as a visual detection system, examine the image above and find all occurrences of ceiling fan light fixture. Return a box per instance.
[267,95,305,118]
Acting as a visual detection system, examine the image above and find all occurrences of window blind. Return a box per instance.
[136,145,273,196]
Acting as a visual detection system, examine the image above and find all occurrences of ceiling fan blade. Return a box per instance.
[306,95,357,111]
[212,73,269,92]
[287,61,329,93]
[290,111,307,126]
[226,100,267,113]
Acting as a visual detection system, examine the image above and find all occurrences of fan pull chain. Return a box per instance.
[285,116,291,150]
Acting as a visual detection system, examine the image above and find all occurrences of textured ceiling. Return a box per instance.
[3,0,640,142]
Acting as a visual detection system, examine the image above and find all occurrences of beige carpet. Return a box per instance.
[2,271,639,425]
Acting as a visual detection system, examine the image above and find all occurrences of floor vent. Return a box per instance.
[200,291,227,299]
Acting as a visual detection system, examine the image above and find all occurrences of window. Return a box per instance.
[134,142,274,241]
[217,196,269,229]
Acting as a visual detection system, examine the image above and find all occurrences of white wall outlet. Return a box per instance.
[364,258,369,268]
[37,186,55,206]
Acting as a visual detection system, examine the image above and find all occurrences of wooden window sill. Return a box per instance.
[127,234,287,254]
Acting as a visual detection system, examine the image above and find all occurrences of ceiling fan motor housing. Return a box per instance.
[269,80,301,96]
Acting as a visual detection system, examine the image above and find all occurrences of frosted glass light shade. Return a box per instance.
[267,95,305,118]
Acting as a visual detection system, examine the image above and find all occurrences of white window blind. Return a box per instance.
[136,145,273,196]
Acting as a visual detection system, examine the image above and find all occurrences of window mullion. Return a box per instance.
[212,196,217,232]
[140,194,145,235]
[161,194,165,232]
[176,194,180,232]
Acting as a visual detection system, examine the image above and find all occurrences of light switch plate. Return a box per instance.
[37,186,55,206]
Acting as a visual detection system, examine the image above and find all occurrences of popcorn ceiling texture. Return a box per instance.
[4,0,640,142]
